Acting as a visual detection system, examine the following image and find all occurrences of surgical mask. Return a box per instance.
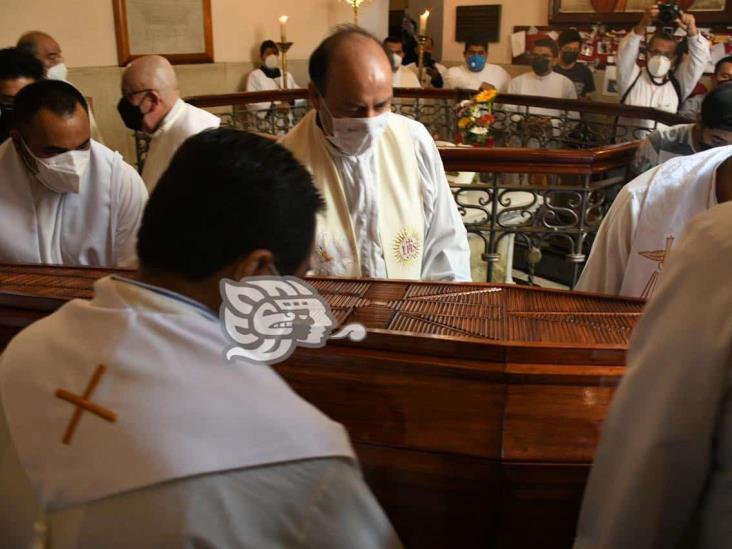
[21,139,90,194]
[264,54,279,70]
[647,55,672,79]
[467,54,486,72]
[319,96,389,157]
[561,51,579,65]
[47,62,68,82]
[391,54,403,71]
[532,56,551,76]
[117,96,145,131]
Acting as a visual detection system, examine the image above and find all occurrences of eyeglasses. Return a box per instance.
[122,88,154,102]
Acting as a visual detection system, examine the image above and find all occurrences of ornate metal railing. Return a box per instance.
[134,89,662,287]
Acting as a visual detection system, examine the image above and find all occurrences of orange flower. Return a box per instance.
[475,89,497,103]
[458,117,473,129]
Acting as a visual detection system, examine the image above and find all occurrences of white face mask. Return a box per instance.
[47,62,68,82]
[264,54,278,70]
[319,97,389,157]
[647,55,672,79]
[391,54,403,71]
[22,140,90,194]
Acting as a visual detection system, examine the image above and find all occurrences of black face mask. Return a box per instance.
[532,57,551,76]
[117,97,144,132]
[422,52,434,66]
[561,51,579,65]
[0,104,15,142]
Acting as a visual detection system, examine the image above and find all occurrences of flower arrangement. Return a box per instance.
[456,89,497,147]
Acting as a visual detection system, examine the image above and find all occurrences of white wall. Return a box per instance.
[0,0,389,66]
[442,0,548,64]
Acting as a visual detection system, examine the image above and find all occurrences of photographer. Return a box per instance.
[617,3,710,127]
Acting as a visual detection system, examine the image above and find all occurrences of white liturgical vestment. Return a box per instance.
[0,139,147,267]
[141,99,220,192]
[574,201,732,549]
[576,145,730,298]
[245,67,300,111]
[281,111,471,281]
[0,276,400,548]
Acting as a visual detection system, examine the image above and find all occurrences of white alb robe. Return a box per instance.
[506,71,578,117]
[392,66,421,88]
[281,112,471,281]
[0,276,400,548]
[444,63,511,92]
[245,67,300,111]
[141,99,221,192]
[574,201,732,549]
[0,139,147,267]
[576,145,731,298]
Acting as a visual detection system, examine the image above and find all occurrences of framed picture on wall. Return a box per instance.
[112,0,214,66]
[549,0,732,25]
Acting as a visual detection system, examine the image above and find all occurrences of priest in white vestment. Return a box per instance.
[0,129,401,548]
[0,80,146,267]
[574,200,732,549]
[118,55,220,192]
[282,27,471,281]
[576,144,732,298]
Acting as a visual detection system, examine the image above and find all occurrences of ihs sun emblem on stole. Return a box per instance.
[393,229,421,265]
[638,235,674,299]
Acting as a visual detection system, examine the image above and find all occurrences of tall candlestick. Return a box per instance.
[419,10,430,36]
[279,15,288,43]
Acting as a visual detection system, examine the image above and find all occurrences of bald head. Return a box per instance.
[17,31,63,72]
[122,55,179,103]
[118,56,180,134]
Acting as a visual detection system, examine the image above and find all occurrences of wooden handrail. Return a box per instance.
[184,88,692,126]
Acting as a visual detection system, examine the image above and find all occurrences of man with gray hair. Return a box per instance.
[281,26,470,282]
[117,55,220,191]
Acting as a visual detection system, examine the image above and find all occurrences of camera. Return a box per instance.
[657,1,680,25]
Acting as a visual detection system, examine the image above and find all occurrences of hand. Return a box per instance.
[274,101,290,114]
[677,10,698,36]
[636,3,659,34]
[480,82,496,92]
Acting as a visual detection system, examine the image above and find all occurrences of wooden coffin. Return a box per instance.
[0,264,645,548]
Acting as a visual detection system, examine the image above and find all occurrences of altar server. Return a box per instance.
[574,201,732,549]
[576,144,732,298]
[282,26,470,281]
[245,40,300,112]
[383,36,421,88]
[0,80,146,266]
[118,55,220,191]
[0,129,401,548]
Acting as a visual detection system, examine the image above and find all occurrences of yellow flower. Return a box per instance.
[475,89,497,103]
[458,117,472,129]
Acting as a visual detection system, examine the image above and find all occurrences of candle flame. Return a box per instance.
[279,15,288,23]
[422,9,430,16]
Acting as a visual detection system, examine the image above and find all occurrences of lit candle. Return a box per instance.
[419,10,430,36]
[279,15,288,43]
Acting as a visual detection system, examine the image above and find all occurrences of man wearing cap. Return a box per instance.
[630,84,732,177]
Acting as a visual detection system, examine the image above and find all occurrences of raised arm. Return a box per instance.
[673,11,711,100]
[617,5,658,96]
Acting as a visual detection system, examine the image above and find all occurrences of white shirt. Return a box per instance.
[0,276,400,548]
[312,117,471,281]
[0,139,147,267]
[245,67,300,111]
[576,145,728,297]
[142,99,221,192]
[392,65,421,88]
[506,71,578,117]
[617,31,710,126]
[444,63,511,92]
[574,201,732,549]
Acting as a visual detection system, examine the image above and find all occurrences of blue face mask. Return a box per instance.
[467,54,487,72]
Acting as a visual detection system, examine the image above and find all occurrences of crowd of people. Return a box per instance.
[1,3,732,547]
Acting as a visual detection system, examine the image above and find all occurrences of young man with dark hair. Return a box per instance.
[0,47,44,142]
[507,38,577,118]
[554,29,596,100]
[382,36,421,88]
[245,39,301,112]
[679,54,732,119]
[0,79,146,266]
[444,35,510,92]
[0,128,401,548]
[403,36,447,88]
[285,25,470,281]
[617,3,710,127]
